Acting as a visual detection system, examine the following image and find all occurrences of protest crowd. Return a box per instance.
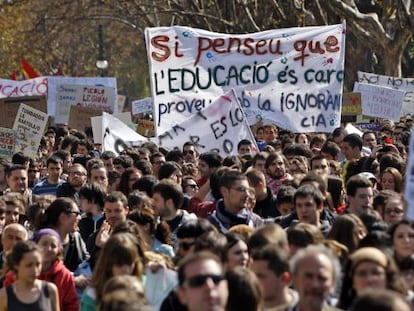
[1,20,414,311]
[0,116,412,311]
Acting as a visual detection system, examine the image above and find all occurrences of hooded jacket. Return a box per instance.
[39,260,79,311]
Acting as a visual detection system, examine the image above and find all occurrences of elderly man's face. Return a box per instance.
[292,253,335,310]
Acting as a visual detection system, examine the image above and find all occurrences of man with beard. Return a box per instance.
[208,171,263,233]
[152,179,196,246]
[265,153,293,195]
[290,245,342,311]
[57,163,87,206]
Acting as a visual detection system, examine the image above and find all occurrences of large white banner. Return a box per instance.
[55,84,117,124]
[145,23,346,134]
[358,71,414,115]
[0,77,48,99]
[101,112,147,155]
[47,77,117,117]
[353,83,405,121]
[12,104,48,159]
[153,89,257,156]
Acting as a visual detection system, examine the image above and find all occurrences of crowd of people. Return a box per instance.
[0,116,412,311]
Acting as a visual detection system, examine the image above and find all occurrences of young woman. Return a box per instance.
[35,197,90,291]
[34,228,79,311]
[225,232,250,269]
[380,167,403,193]
[338,247,407,310]
[35,197,89,272]
[80,233,144,311]
[0,240,60,311]
[128,207,175,258]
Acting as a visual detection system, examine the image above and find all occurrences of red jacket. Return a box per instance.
[39,260,79,311]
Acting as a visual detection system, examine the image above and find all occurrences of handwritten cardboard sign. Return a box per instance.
[132,97,153,115]
[136,119,155,137]
[68,106,102,131]
[358,71,414,115]
[145,23,346,134]
[47,76,117,117]
[353,83,405,121]
[0,127,16,159]
[342,92,362,116]
[12,104,48,159]
[55,84,117,124]
[0,96,47,129]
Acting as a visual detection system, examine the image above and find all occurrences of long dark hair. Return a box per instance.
[35,197,76,230]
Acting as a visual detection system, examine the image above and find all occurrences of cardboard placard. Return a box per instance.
[12,104,48,158]
[342,92,362,116]
[0,96,47,128]
[0,127,16,159]
[68,106,102,131]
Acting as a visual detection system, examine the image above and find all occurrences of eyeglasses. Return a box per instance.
[179,241,195,251]
[67,211,82,216]
[230,186,249,193]
[183,150,195,155]
[184,274,224,288]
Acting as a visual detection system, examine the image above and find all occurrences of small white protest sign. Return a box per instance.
[358,71,414,115]
[47,76,117,117]
[55,84,117,124]
[152,89,257,156]
[0,127,16,159]
[12,104,48,159]
[101,112,147,155]
[353,82,405,121]
[132,97,153,115]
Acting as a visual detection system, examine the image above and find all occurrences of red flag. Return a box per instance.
[21,57,39,79]
[10,71,17,80]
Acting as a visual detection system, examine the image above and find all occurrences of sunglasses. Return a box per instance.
[179,241,195,251]
[183,150,195,155]
[184,274,224,288]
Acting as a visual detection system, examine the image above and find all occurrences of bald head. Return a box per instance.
[1,223,28,253]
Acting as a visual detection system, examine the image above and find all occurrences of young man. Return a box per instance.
[344,175,374,216]
[56,163,87,206]
[265,153,293,195]
[237,139,254,156]
[177,251,228,311]
[88,162,109,189]
[208,171,263,233]
[245,169,279,219]
[33,156,64,195]
[251,244,298,311]
[182,142,200,164]
[78,183,106,242]
[152,179,196,245]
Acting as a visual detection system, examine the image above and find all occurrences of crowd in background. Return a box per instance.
[0,116,412,311]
